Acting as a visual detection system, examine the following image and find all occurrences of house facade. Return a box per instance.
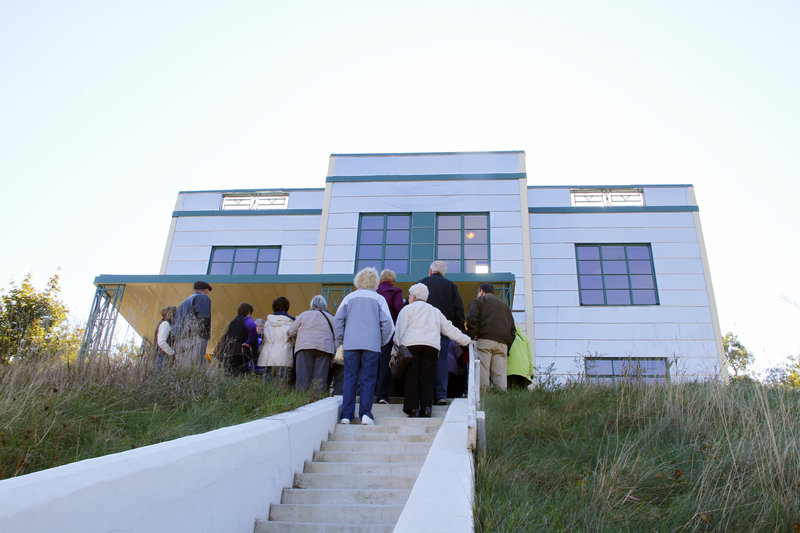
[87,151,726,382]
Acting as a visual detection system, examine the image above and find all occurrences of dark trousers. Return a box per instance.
[376,342,393,400]
[434,335,450,400]
[295,349,332,391]
[403,344,439,415]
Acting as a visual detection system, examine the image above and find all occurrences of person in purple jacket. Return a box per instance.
[334,267,394,425]
[376,269,405,404]
[222,302,258,375]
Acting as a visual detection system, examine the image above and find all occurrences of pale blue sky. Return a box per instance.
[1,1,798,372]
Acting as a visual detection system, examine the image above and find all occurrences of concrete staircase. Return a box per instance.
[254,402,447,533]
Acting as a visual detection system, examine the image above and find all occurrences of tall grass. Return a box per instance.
[0,356,322,480]
[475,382,800,532]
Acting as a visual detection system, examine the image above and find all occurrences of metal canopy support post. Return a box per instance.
[321,284,354,314]
[79,284,125,360]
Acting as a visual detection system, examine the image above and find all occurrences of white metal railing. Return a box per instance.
[466,343,480,449]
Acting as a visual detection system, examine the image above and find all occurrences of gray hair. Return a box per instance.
[354,267,379,290]
[379,269,396,284]
[408,283,429,302]
[430,260,447,275]
[310,294,328,310]
[255,318,265,325]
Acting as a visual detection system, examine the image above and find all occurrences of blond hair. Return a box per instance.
[379,269,396,284]
[354,267,379,290]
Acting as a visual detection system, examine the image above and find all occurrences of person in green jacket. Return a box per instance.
[507,330,534,389]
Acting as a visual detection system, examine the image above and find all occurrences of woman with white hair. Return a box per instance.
[395,283,472,417]
[287,295,336,392]
[334,267,395,425]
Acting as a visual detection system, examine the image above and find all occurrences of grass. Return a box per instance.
[0,356,322,480]
[475,382,800,532]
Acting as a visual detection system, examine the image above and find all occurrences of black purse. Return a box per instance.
[390,345,413,379]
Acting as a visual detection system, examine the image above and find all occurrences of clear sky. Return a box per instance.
[1,1,798,373]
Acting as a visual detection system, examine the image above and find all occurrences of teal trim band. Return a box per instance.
[529,206,699,214]
[94,272,517,286]
[327,173,526,183]
[330,150,524,157]
[528,184,693,189]
[172,209,323,217]
[178,188,324,194]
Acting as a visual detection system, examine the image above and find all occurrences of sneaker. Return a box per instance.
[361,414,374,425]
[377,398,389,404]
[435,398,449,406]
[340,418,350,424]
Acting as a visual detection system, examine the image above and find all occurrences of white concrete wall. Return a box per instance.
[0,397,342,533]
[393,399,474,533]
[164,214,321,275]
[330,152,522,176]
[529,207,720,380]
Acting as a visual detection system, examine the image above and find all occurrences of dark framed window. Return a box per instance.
[575,244,658,305]
[436,213,489,274]
[208,246,280,275]
[585,357,669,384]
[355,214,411,274]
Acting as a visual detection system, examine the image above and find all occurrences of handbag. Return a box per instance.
[390,344,413,379]
[318,309,344,364]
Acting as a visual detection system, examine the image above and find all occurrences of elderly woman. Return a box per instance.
[288,295,336,392]
[395,283,472,417]
[334,267,394,425]
[258,296,295,384]
[222,302,258,375]
[152,305,177,368]
[376,269,405,404]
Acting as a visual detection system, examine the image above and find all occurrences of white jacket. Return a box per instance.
[259,314,295,367]
[394,300,471,350]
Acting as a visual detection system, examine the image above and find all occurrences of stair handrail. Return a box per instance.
[466,342,480,449]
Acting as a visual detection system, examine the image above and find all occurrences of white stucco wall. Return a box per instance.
[0,397,341,533]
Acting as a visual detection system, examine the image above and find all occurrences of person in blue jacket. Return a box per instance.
[172,280,212,367]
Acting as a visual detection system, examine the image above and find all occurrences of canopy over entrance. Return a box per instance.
[91,273,516,346]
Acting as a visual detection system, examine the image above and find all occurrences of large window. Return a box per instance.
[585,357,669,384]
[436,213,489,274]
[355,214,411,274]
[208,246,280,275]
[576,244,658,305]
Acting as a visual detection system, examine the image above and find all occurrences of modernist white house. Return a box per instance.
[83,151,726,382]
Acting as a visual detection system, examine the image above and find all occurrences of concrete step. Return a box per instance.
[281,488,410,506]
[320,440,431,453]
[269,503,403,524]
[255,520,393,533]
[333,423,440,435]
[313,450,428,463]
[294,472,417,490]
[347,416,444,427]
[328,430,435,443]
[303,460,423,476]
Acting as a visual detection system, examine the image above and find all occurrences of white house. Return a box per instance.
[85,151,726,382]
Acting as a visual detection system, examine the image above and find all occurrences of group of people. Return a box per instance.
[152,260,531,424]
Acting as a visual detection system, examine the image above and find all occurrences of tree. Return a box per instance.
[0,273,82,363]
[722,332,754,379]
[765,356,800,388]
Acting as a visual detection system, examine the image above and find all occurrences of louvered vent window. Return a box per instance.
[221,193,288,210]
[571,188,644,207]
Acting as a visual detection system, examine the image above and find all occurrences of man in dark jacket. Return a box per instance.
[173,280,212,367]
[420,260,465,404]
[466,283,516,390]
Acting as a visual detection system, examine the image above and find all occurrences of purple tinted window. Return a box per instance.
[258,248,280,261]
[256,262,278,275]
[361,216,384,230]
[576,247,600,260]
[465,260,489,273]
[232,262,255,275]
[603,261,627,275]
[385,245,408,260]
[386,215,409,230]
[235,248,258,262]
[606,290,631,305]
[438,216,461,230]
[445,260,461,273]
[464,244,488,260]
[384,260,408,274]
[628,260,653,274]
[438,245,461,260]
[632,290,657,305]
[586,358,613,374]
[581,290,604,304]
[465,229,488,244]
[627,246,651,260]
[602,246,625,260]
[358,245,382,259]
[359,230,383,245]
[464,215,487,229]
[209,262,230,275]
[212,249,234,262]
[386,230,409,245]
[605,275,629,289]
[580,275,603,289]
[438,230,460,244]
[631,275,654,289]
[578,261,601,275]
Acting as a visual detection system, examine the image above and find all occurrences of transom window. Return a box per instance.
[208,246,280,275]
[436,213,489,274]
[356,214,411,274]
[571,188,644,207]
[576,244,658,305]
[221,193,288,210]
[585,357,669,384]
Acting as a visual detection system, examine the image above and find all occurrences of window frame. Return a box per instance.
[207,246,281,275]
[584,356,670,384]
[354,213,412,274]
[434,212,491,274]
[575,243,659,306]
